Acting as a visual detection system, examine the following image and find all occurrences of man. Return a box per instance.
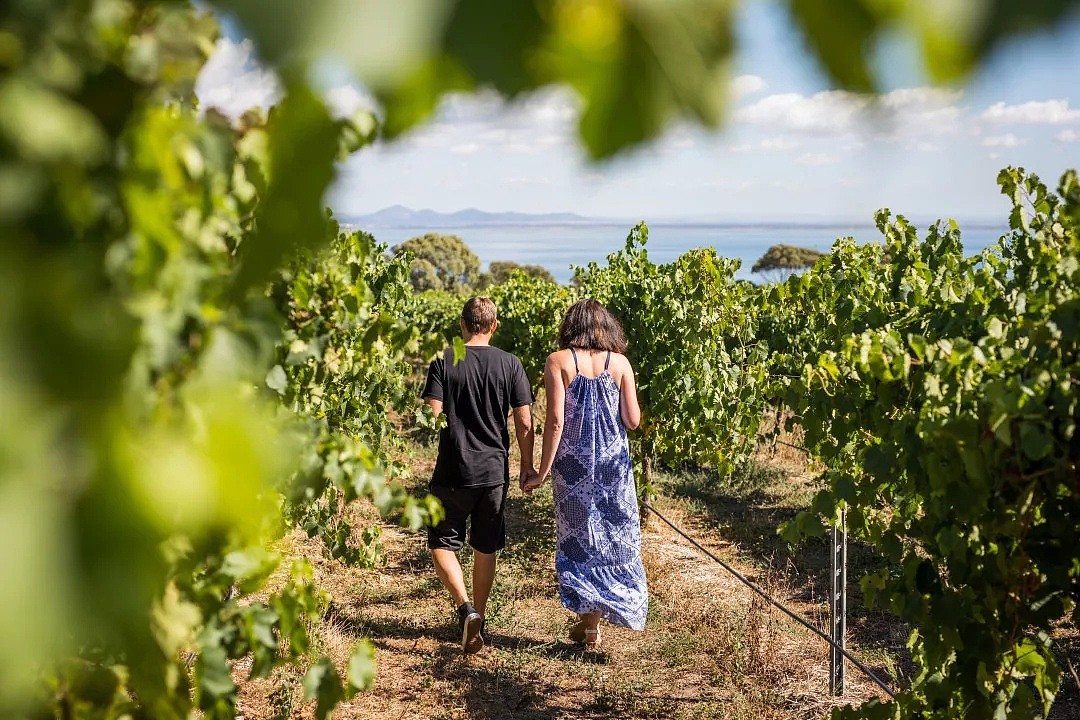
[421,296,536,654]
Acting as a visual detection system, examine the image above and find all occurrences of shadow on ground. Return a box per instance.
[503,489,558,561]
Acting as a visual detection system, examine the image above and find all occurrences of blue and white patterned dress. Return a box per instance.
[551,349,648,630]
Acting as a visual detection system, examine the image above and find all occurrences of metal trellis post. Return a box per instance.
[830,508,847,696]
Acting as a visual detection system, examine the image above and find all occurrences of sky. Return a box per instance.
[195,2,1080,224]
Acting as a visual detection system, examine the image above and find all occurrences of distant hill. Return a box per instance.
[342,205,1007,230]
[344,205,594,228]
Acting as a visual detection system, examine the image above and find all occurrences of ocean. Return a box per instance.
[360,222,1010,284]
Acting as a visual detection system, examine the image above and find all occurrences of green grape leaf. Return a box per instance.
[214,0,448,91]
[221,547,279,592]
[266,364,288,394]
[230,83,338,298]
[303,656,345,720]
[544,0,733,159]
[1011,638,1046,676]
[336,110,379,159]
[195,642,236,706]
[1019,422,1053,461]
[0,77,109,164]
[345,640,377,697]
[786,0,881,93]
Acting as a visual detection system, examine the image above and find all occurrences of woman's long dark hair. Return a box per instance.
[557,299,628,353]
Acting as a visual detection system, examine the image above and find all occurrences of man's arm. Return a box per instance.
[420,355,444,417]
[512,404,535,487]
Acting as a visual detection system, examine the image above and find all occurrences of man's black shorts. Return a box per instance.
[427,483,507,554]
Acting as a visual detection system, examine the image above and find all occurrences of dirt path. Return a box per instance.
[237,463,892,720]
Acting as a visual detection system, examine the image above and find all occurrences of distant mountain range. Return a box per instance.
[342,205,1006,230]
[344,205,595,228]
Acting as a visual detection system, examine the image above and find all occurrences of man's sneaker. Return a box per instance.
[457,602,484,655]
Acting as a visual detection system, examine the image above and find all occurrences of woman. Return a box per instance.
[523,299,647,649]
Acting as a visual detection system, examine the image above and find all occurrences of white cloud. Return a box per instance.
[979,99,1080,125]
[760,137,797,150]
[796,152,839,166]
[373,87,579,155]
[731,74,767,100]
[1057,129,1080,142]
[449,142,481,155]
[909,140,944,152]
[655,123,698,150]
[735,90,866,133]
[505,143,536,154]
[728,137,800,153]
[871,87,964,137]
[733,86,963,137]
[879,87,963,109]
[436,87,579,130]
[518,88,580,127]
[504,177,553,186]
[195,38,281,117]
[981,133,1024,148]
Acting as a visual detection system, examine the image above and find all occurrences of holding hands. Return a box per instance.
[519,468,546,494]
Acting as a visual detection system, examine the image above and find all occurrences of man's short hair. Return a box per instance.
[462,297,497,334]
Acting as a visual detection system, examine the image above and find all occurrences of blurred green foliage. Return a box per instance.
[0,1,404,716]
[4,0,1079,716]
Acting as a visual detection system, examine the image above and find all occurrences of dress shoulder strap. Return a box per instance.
[570,347,579,372]
[604,351,611,371]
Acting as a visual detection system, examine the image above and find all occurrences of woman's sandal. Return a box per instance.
[569,620,601,650]
[568,619,586,644]
[583,627,601,651]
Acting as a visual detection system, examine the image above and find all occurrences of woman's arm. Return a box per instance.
[619,357,641,430]
[528,353,565,491]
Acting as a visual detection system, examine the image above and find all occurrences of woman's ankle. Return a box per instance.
[579,612,600,632]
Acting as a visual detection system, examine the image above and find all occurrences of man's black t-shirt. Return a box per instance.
[422,345,533,488]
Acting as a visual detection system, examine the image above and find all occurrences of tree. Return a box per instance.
[392,233,480,291]
[751,244,823,283]
[409,257,443,291]
[487,261,555,285]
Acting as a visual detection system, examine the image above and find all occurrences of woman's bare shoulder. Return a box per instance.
[546,348,571,367]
